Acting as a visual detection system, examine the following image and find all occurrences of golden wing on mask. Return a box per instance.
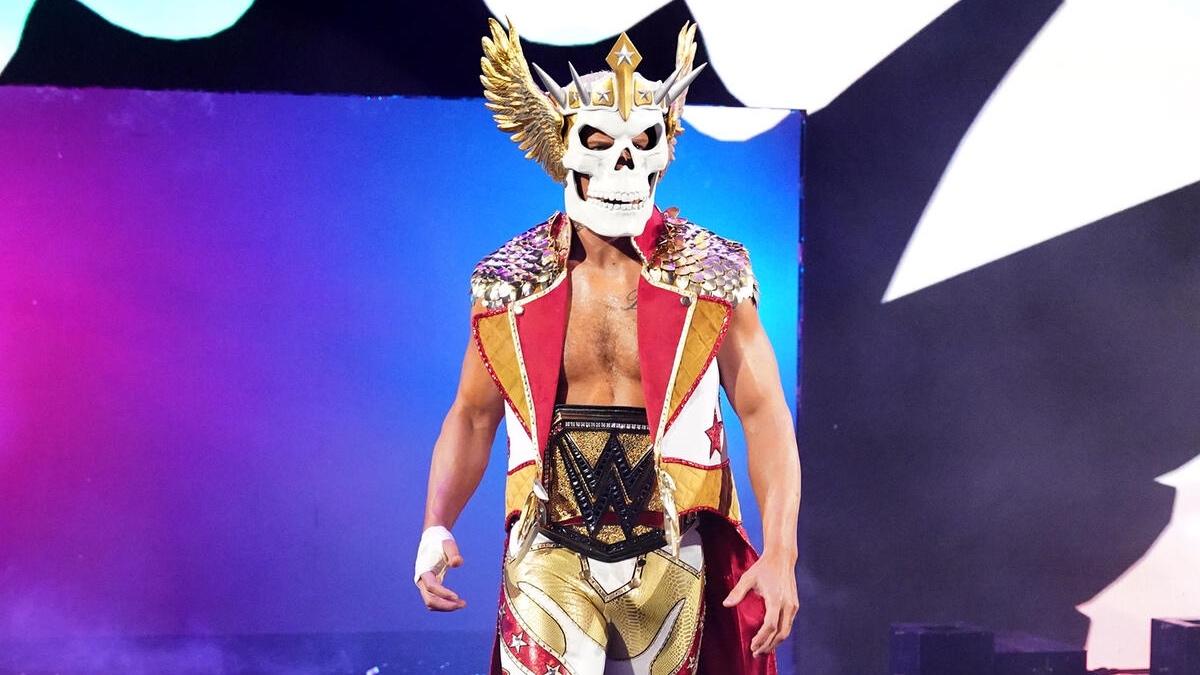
[481,18,568,184]
[666,21,699,139]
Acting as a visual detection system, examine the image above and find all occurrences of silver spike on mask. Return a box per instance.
[531,62,568,108]
[568,62,590,106]
[664,62,708,107]
[653,64,683,105]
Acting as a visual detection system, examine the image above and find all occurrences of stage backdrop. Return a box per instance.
[0,87,802,669]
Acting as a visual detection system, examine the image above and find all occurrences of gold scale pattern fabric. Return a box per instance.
[644,214,759,308]
[470,213,757,310]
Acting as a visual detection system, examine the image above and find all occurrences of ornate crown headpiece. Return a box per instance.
[480,18,706,183]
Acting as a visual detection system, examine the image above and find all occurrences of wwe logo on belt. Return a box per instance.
[561,432,657,539]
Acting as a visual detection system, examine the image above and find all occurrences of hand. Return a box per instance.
[416,539,466,611]
[721,550,799,657]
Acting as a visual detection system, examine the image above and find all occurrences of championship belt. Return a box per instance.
[540,405,668,562]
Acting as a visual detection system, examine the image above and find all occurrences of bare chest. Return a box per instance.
[561,266,642,400]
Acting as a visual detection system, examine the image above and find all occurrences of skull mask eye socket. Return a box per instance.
[577,124,662,151]
[578,125,615,150]
[633,124,662,151]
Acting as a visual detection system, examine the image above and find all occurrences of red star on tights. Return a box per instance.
[706,412,724,459]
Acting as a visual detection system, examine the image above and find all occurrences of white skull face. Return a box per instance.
[562,106,669,237]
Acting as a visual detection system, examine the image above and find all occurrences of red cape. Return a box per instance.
[696,513,778,675]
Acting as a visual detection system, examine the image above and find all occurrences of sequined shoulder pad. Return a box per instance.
[647,215,759,307]
[470,217,566,310]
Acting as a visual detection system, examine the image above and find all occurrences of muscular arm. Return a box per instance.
[716,300,802,656]
[417,303,506,610]
[423,327,506,529]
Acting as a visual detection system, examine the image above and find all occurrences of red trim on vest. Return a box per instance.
[549,210,567,238]
[503,511,521,531]
[506,459,535,476]
[637,276,689,442]
[513,277,570,459]
[664,297,734,434]
[662,456,732,471]
[633,207,666,262]
[679,504,742,526]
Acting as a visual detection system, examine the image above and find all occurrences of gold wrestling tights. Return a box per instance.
[497,527,706,675]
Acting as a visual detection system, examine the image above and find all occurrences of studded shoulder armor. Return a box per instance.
[646,212,759,307]
[470,216,567,310]
[470,211,758,310]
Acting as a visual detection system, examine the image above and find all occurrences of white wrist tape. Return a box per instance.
[414,526,454,585]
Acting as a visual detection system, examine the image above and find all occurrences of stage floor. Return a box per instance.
[0,630,494,674]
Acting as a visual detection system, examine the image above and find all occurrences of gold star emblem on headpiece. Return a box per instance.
[605,32,642,120]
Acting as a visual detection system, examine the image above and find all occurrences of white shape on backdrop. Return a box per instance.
[0,0,254,75]
[7,0,956,138]
[484,0,957,114]
[682,106,790,142]
[1077,453,1200,669]
[883,0,1200,302]
[480,0,670,45]
[78,0,255,40]
[0,0,35,75]
[684,0,956,113]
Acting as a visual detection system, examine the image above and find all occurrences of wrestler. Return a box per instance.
[415,20,800,675]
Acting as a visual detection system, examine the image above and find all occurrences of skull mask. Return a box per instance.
[514,29,706,238]
[561,82,669,237]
